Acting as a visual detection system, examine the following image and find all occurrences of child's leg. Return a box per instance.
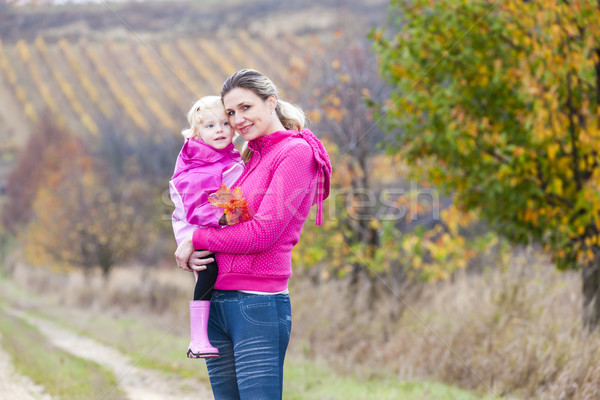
[193,259,218,300]
[188,257,219,359]
[188,300,219,358]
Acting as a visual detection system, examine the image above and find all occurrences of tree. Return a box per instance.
[16,118,145,277]
[372,0,600,328]
[2,113,71,234]
[92,117,184,266]
[23,165,143,278]
[290,35,389,282]
[289,34,491,289]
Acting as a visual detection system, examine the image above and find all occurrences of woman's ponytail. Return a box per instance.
[276,100,305,132]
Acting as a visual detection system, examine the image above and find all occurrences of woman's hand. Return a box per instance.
[174,232,195,272]
[189,249,215,271]
[174,232,214,272]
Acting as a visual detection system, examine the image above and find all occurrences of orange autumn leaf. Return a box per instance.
[209,184,250,223]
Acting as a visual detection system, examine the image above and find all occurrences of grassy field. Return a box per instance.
[0,275,497,400]
[5,245,600,399]
[0,305,127,399]
[283,358,496,400]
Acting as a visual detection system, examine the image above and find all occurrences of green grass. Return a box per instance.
[0,277,501,400]
[32,305,212,382]
[33,303,499,400]
[0,277,209,395]
[0,307,127,400]
[0,277,210,381]
[283,358,496,400]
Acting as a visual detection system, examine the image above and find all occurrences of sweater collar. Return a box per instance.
[173,139,240,178]
[247,130,296,154]
[181,139,236,164]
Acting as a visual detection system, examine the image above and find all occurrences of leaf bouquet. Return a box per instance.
[209,184,250,225]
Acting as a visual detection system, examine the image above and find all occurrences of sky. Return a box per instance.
[8,0,150,5]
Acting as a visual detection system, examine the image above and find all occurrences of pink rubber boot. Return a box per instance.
[187,300,219,359]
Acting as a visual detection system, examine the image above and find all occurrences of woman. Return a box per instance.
[175,69,331,399]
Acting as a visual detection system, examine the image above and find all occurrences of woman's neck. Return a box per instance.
[262,120,286,137]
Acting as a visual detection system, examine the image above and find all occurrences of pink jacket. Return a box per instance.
[170,139,244,245]
[193,129,332,292]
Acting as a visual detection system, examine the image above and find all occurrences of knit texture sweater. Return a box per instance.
[192,129,332,292]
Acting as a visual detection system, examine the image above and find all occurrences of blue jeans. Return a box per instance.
[206,290,292,400]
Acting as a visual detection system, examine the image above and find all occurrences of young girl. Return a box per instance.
[169,95,244,358]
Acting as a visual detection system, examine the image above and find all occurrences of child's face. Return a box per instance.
[196,107,234,149]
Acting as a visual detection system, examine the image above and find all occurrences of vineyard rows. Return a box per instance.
[0,32,325,152]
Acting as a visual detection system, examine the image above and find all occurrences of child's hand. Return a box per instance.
[219,212,240,225]
[225,212,241,225]
[210,184,250,224]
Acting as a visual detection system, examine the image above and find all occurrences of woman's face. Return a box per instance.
[223,87,279,141]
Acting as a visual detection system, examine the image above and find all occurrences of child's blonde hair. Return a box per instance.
[181,95,223,139]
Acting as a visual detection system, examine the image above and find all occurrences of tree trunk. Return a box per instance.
[582,255,600,330]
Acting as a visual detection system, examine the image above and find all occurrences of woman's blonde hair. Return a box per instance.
[181,95,223,139]
[221,69,305,160]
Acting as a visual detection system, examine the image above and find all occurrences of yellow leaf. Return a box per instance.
[547,143,559,160]
[553,178,563,196]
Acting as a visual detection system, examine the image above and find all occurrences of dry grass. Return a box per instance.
[290,247,600,400]
[5,245,600,399]
[7,261,193,334]
[0,310,127,400]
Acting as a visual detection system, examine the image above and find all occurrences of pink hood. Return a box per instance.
[244,128,331,224]
[291,129,331,225]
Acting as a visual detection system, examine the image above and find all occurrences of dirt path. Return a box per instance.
[6,309,213,400]
[0,335,53,400]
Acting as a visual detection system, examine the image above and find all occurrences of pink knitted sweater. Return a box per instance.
[192,129,331,292]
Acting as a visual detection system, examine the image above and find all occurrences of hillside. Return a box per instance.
[0,0,387,190]
[1,0,387,42]
[0,30,318,143]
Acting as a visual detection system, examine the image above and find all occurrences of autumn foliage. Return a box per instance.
[5,115,154,277]
[2,113,71,234]
[208,184,250,225]
[284,34,497,286]
[372,0,600,327]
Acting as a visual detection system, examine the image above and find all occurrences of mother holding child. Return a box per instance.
[171,69,331,399]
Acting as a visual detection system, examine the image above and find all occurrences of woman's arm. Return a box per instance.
[194,142,317,254]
